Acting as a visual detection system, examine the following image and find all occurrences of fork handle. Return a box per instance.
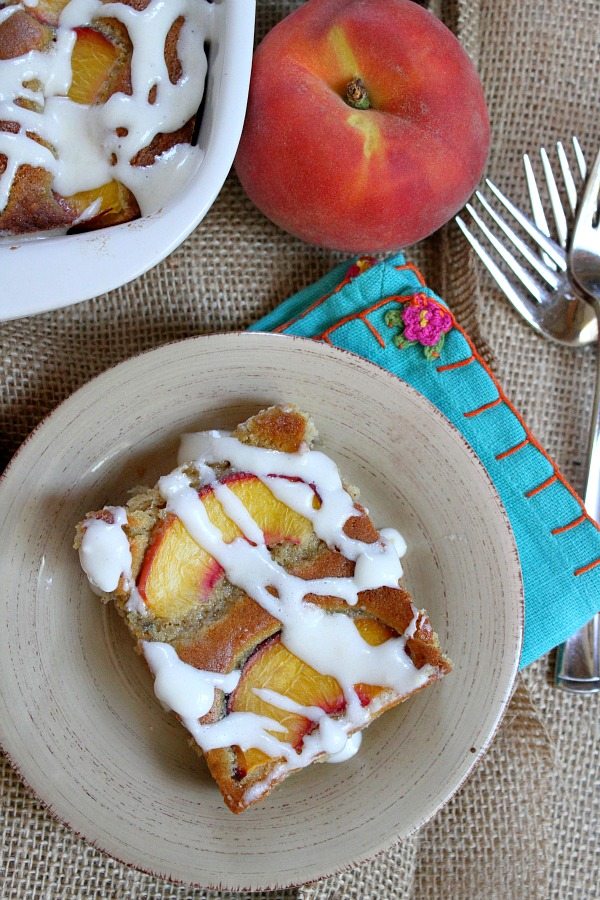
[555,297,600,693]
[582,297,600,523]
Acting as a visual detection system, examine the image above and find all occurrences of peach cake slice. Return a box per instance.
[75,405,451,813]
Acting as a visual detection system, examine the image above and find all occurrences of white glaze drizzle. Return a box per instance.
[79,505,131,593]
[143,642,240,719]
[178,431,406,596]
[125,583,148,616]
[159,431,433,799]
[253,688,363,763]
[326,729,362,763]
[0,0,209,220]
[0,6,19,25]
[79,428,435,802]
[79,504,148,615]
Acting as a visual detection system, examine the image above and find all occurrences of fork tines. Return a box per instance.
[455,138,586,324]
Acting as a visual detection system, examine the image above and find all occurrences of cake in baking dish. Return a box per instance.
[75,405,451,813]
[0,0,209,235]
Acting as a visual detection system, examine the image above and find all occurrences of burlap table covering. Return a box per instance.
[1,1,599,897]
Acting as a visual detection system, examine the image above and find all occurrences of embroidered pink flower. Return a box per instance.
[402,294,453,346]
[384,293,454,360]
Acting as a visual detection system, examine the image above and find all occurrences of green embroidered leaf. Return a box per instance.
[393,334,415,350]
[384,309,403,328]
[424,333,446,361]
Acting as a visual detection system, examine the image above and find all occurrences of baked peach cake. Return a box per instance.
[0,0,209,235]
[75,405,451,813]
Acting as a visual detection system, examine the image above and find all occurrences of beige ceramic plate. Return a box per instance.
[0,333,522,891]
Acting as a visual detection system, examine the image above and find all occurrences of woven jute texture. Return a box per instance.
[1,1,599,898]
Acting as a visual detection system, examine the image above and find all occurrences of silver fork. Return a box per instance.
[456,142,600,692]
[556,149,600,692]
[456,140,597,348]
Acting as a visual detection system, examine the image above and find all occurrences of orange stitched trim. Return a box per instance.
[292,260,425,340]
[574,557,600,576]
[437,356,475,372]
[316,295,407,344]
[464,397,502,418]
[526,473,558,498]
[273,273,352,334]
[495,437,530,461]
[449,313,600,535]
[552,513,588,536]
[363,317,386,347]
[394,261,427,286]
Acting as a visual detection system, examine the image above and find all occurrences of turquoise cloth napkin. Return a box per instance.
[249,253,600,668]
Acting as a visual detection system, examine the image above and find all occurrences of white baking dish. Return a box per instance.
[0,0,256,321]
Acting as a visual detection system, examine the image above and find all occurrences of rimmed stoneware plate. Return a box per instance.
[0,333,522,891]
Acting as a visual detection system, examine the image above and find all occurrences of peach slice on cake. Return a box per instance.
[136,473,316,621]
[228,617,397,780]
[228,633,345,778]
[136,514,224,622]
[68,21,132,105]
[66,180,141,232]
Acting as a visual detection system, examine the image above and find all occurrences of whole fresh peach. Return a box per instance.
[234,0,490,252]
